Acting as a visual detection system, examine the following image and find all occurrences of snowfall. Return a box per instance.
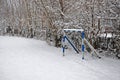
[0,36,120,80]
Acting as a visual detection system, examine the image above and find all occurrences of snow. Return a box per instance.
[0,36,120,80]
[99,33,115,38]
[64,29,84,32]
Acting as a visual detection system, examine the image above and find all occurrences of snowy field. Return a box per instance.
[0,36,120,80]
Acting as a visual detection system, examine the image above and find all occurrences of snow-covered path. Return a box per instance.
[0,36,120,80]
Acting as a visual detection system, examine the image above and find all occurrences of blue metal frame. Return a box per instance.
[64,36,79,53]
[62,29,85,59]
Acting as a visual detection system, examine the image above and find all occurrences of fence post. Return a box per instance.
[62,36,66,56]
[82,31,85,59]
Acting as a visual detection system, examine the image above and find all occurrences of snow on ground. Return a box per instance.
[0,36,120,80]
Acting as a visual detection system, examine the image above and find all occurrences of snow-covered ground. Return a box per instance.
[0,36,120,80]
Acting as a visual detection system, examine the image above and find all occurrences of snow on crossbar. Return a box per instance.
[63,29,84,32]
